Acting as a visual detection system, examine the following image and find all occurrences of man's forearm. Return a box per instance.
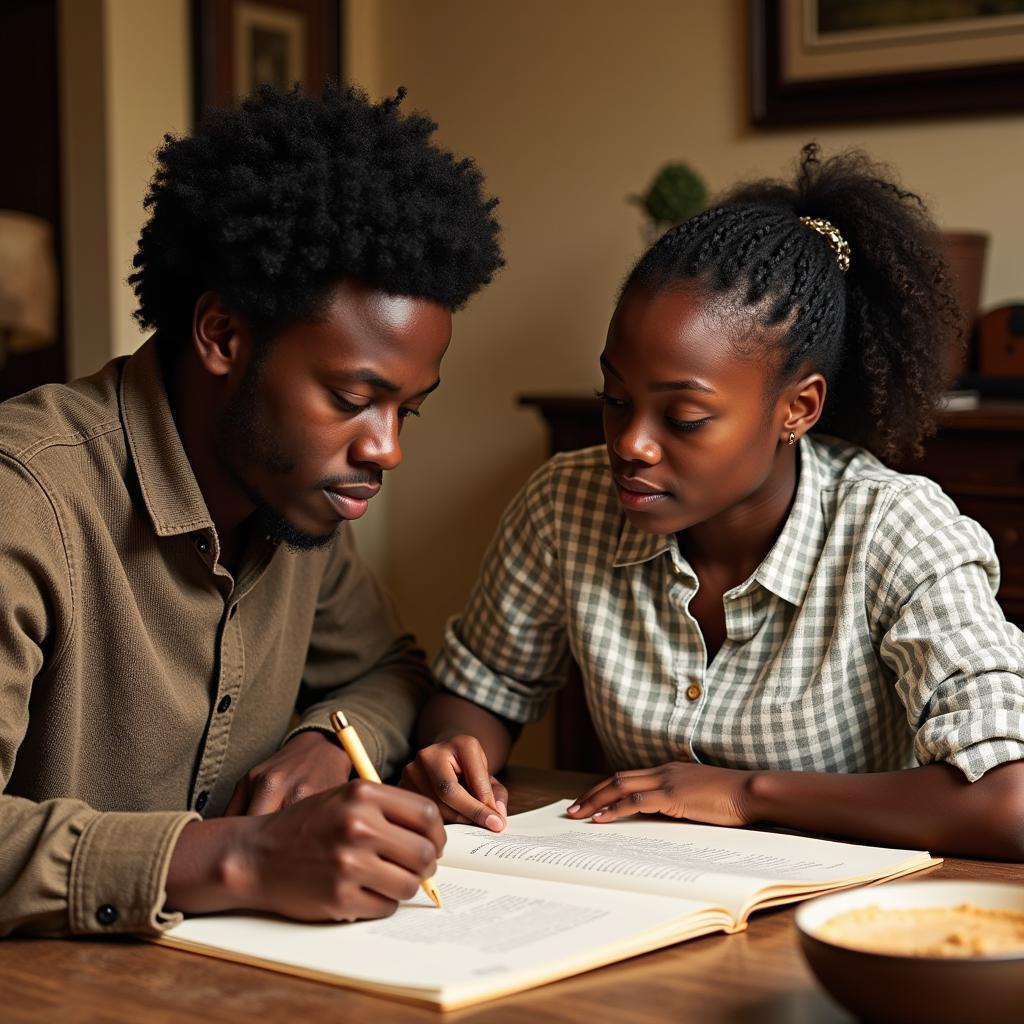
[746,760,1024,859]
[164,817,255,914]
[417,692,516,771]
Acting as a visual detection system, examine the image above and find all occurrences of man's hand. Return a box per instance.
[167,782,446,922]
[224,730,352,816]
[566,762,758,827]
[401,735,508,831]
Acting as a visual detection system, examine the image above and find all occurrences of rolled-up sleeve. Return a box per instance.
[877,495,1024,782]
[434,461,569,724]
[287,527,433,779]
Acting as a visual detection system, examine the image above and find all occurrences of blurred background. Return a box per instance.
[3,0,1024,766]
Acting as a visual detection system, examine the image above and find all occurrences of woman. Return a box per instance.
[403,145,1024,858]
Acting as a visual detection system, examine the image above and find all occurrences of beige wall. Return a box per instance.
[60,0,190,377]
[345,0,1024,764]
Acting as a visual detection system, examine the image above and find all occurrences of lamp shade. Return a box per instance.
[0,209,58,355]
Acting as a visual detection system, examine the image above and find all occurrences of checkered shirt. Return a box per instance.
[435,436,1024,782]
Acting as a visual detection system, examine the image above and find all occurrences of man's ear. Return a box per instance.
[192,291,246,377]
[779,372,826,445]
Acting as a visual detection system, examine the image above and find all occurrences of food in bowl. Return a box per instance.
[818,903,1024,957]
[794,882,1024,1024]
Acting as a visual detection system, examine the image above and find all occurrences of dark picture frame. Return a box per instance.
[751,0,1024,125]
[191,0,341,126]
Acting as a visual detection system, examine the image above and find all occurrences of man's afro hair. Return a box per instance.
[130,83,503,345]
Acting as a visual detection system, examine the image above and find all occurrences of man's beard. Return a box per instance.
[248,500,336,552]
[214,363,337,553]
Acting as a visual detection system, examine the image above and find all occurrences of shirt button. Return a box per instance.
[194,535,210,554]
[195,791,209,812]
[217,694,232,713]
[95,904,118,926]
[686,683,702,701]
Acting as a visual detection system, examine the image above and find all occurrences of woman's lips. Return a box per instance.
[614,477,670,510]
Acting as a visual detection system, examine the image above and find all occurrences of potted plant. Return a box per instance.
[631,162,709,241]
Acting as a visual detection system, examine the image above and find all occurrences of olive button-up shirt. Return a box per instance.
[0,338,431,937]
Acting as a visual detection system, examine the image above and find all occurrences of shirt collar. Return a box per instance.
[119,336,215,537]
[747,437,827,607]
[612,516,674,569]
[611,437,828,607]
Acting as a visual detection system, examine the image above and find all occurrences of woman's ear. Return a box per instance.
[780,373,827,446]
[191,291,245,377]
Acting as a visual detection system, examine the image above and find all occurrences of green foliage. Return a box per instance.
[633,162,708,227]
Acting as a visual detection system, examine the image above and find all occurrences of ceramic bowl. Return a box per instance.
[794,881,1024,1024]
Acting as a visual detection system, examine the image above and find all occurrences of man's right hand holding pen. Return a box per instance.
[164,765,447,924]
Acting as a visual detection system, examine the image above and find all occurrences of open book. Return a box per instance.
[157,800,939,1010]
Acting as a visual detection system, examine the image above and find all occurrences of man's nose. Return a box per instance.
[350,410,402,471]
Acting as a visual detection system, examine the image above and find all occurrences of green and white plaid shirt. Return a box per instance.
[435,436,1024,782]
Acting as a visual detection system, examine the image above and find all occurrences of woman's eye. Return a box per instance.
[666,415,711,432]
[398,407,421,420]
[331,392,369,414]
[595,389,628,409]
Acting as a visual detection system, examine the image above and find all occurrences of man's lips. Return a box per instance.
[326,483,381,500]
[323,483,381,521]
[614,475,670,510]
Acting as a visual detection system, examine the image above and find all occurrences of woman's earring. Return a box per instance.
[787,431,796,446]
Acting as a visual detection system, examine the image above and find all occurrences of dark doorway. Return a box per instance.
[0,0,67,400]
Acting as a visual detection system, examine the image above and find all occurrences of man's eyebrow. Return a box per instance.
[599,353,623,381]
[413,378,442,399]
[600,353,715,394]
[343,370,441,398]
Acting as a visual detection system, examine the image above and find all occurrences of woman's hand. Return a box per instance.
[224,730,352,816]
[401,735,508,831]
[566,762,758,827]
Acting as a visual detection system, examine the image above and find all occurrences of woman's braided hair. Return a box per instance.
[625,144,961,462]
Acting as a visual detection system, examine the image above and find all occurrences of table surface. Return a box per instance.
[4,766,1021,1023]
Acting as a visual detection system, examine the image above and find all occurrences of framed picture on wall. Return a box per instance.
[751,0,1024,125]
[192,0,341,125]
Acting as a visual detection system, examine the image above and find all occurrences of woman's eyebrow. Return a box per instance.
[650,378,715,394]
[600,354,715,393]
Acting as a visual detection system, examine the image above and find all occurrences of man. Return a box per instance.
[0,84,502,936]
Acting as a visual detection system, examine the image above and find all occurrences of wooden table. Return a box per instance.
[3,767,1020,1023]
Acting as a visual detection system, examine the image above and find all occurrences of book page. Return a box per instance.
[161,865,727,1009]
[443,801,934,920]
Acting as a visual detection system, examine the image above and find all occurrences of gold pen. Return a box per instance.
[329,710,442,909]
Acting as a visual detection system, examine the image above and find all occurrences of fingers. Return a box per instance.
[335,844,427,905]
[371,819,440,882]
[318,883,399,924]
[409,739,505,832]
[223,778,250,817]
[567,768,663,820]
[345,779,447,854]
[246,773,308,816]
[491,777,509,820]
[401,762,474,825]
[590,788,671,823]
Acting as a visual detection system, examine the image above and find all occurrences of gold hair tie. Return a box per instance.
[799,216,851,273]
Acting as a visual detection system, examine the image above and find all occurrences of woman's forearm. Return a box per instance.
[416,692,516,771]
[746,760,1024,859]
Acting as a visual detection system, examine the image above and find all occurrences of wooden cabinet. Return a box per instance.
[519,395,1024,770]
